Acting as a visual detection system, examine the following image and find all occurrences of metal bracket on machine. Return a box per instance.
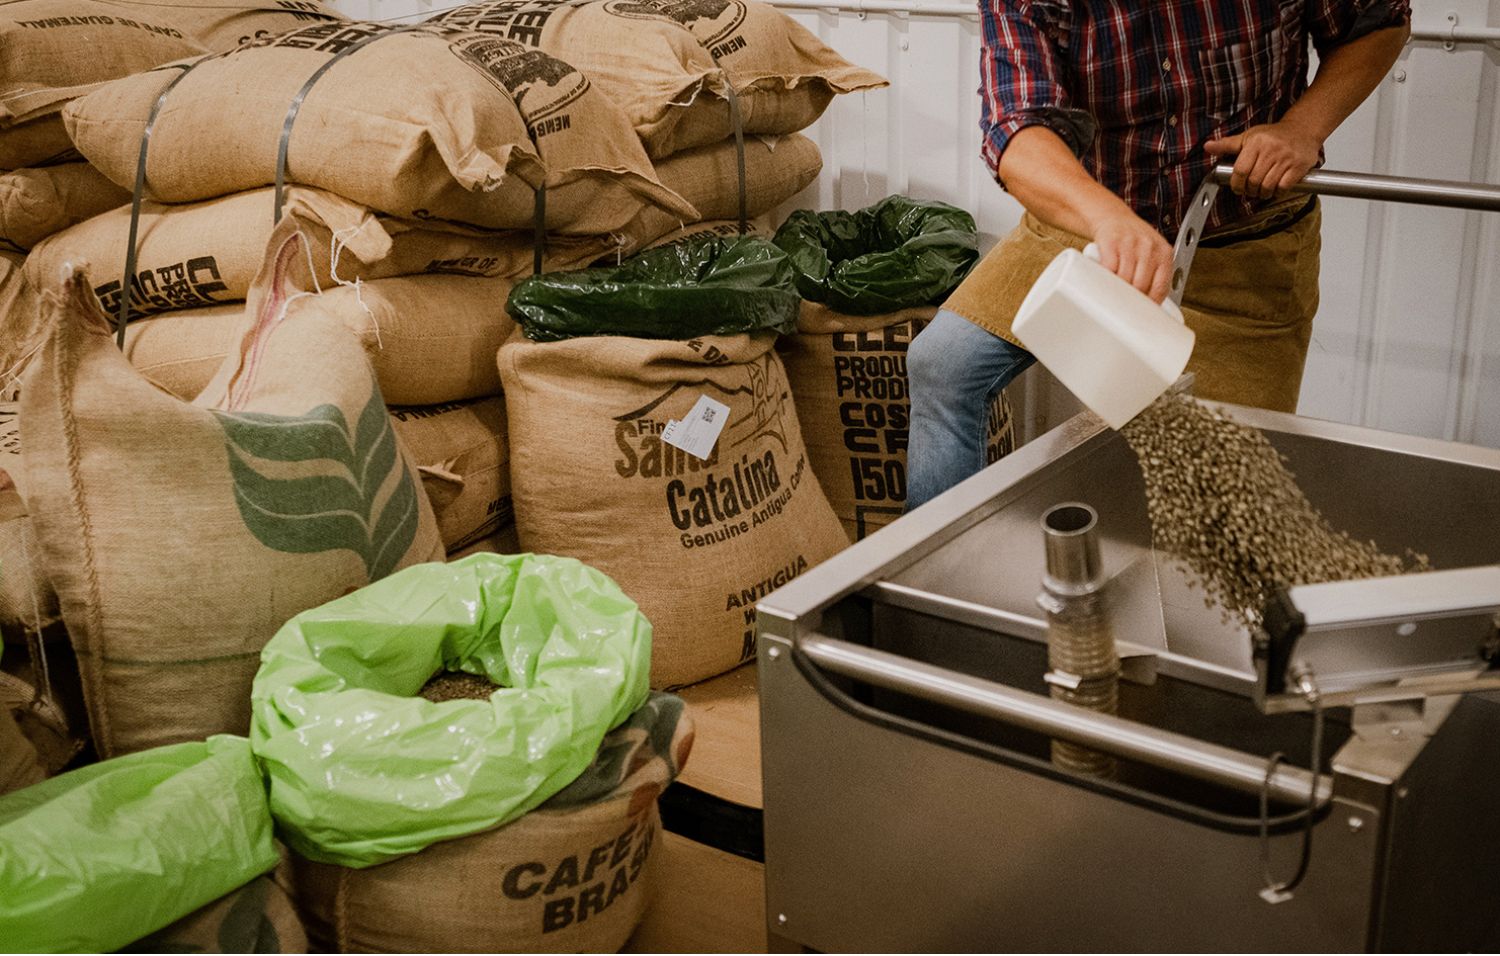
[1254,565,1500,715]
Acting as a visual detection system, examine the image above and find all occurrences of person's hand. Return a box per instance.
[1205,121,1322,199]
[1090,213,1174,303]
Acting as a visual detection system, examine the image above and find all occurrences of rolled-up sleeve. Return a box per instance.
[1305,0,1411,56]
[979,0,1095,185]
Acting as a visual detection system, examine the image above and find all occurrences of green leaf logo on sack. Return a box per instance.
[213,385,419,580]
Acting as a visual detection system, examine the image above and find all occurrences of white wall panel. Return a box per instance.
[343,0,1500,446]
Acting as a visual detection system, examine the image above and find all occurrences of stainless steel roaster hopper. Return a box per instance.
[755,170,1500,953]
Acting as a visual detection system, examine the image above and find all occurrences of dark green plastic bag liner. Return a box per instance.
[250,553,652,869]
[773,195,981,315]
[0,735,277,953]
[507,235,801,342]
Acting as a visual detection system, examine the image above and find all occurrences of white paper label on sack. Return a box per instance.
[661,395,730,461]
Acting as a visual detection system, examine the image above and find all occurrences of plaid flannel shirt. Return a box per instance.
[980,0,1411,235]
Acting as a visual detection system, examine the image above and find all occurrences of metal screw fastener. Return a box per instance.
[767,646,782,661]
[1348,816,1365,833]
[1394,69,1407,83]
[777,914,788,927]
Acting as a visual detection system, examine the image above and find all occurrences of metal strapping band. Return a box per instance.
[117,62,198,348]
[274,24,425,226]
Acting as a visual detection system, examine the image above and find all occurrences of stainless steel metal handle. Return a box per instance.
[1170,165,1500,305]
[1211,163,1500,212]
[799,633,1331,807]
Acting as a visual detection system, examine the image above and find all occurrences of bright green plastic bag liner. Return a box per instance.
[773,195,981,315]
[506,234,801,342]
[250,552,652,869]
[0,735,277,953]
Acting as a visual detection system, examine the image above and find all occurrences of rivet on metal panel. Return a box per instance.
[767,645,783,661]
[1394,69,1407,83]
[777,913,788,926]
[1348,816,1365,833]
[1398,787,1410,799]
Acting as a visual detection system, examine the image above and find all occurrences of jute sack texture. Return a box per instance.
[1,252,38,399]
[447,524,524,558]
[0,163,129,252]
[617,133,819,253]
[500,331,846,688]
[781,304,1016,540]
[293,693,693,954]
[120,874,309,954]
[121,303,244,400]
[391,397,514,555]
[122,273,521,406]
[0,117,78,171]
[639,215,773,254]
[1,407,61,637]
[63,22,694,234]
[646,0,886,140]
[428,0,884,158]
[21,235,443,756]
[26,185,604,323]
[0,0,203,131]
[0,684,46,796]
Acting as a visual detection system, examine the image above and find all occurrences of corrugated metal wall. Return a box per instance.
[342,0,1500,446]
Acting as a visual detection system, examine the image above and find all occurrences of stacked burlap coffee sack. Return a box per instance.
[292,693,692,953]
[430,0,878,252]
[0,0,350,391]
[21,234,443,757]
[775,197,1017,540]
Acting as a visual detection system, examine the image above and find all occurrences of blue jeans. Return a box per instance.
[906,309,1035,511]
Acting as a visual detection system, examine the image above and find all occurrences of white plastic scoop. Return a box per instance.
[1012,176,1219,429]
[1012,243,1193,429]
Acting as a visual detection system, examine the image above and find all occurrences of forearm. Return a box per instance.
[1282,24,1409,143]
[997,125,1133,239]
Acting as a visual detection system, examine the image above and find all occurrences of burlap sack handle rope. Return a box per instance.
[117,61,202,349]
[272,24,427,228]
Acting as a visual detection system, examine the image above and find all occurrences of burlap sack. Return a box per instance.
[293,693,693,954]
[391,397,513,554]
[0,698,45,796]
[430,0,726,159]
[120,874,309,954]
[124,275,522,406]
[447,524,525,558]
[64,22,694,233]
[0,403,59,638]
[121,303,244,400]
[655,0,887,144]
[618,133,819,253]
[500,331,846,688]
[27,185,607,326]
[22,234,443,756]
[156,0,344,51]
[643,215,772,251]
[781,304,1015,540]
[0,503,60,638]
[0,0,204,129]
[1,252,38,400]
[0,116,78,171]
[0,163,129,251]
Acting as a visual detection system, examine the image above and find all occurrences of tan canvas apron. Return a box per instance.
[941,197,1321,414]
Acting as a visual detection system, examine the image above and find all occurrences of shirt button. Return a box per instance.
[1162,57,1172,72]
[1168,115,1179,127]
